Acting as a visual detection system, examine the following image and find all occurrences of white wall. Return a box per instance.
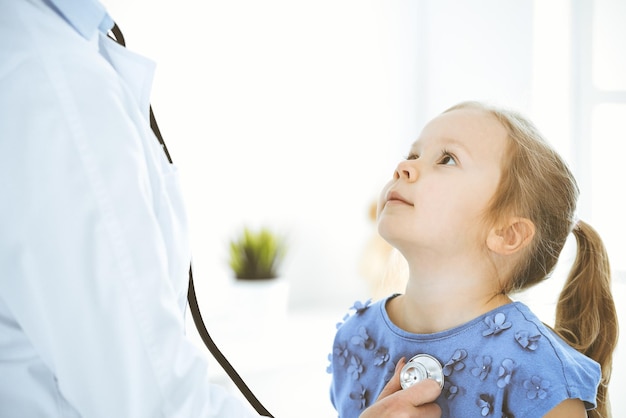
[103,0,427,310]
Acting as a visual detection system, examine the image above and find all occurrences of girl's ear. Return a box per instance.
[487,217,536,255]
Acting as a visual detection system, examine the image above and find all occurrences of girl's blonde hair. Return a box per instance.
[445,101,618,418]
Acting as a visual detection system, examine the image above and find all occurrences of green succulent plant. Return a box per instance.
[228,227,287,280]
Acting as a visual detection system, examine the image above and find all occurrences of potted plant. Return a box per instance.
[228,226,287,280]
[226,226,290,338]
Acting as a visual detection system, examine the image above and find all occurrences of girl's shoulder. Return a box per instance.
[485,302,601,406]
[482,302,599,370]
[334,296,387,331]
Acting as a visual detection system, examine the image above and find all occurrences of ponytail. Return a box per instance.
[554,220,619,418]
[445,102,618,416]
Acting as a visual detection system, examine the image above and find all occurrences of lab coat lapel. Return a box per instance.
[97,33,156,120]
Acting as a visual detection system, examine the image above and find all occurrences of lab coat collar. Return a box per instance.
[45,0,114,40]
[46,0,155,122]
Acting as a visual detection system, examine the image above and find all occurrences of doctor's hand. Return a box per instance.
[359,357,442,418]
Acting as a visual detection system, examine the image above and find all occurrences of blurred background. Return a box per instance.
[103,1,625,416]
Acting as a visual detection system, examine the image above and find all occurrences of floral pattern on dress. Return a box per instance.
[334,299,372,329]
[350,299,372,315]
[351,326,375,350]
[349,383,367,409]
[483,312,512,336]
[524,376,550,400]
[348,355,365,380]
[443,349,467,376]
[477,393,494,416]
[332,342,349,367]
[443,380,460,400]
[326,353,333,374]
[335,313,350,329]
[471,355,492,381]
[373,347,390,367]
[515,330,541,351]
[327,300,374,375]
[497,358,516,388]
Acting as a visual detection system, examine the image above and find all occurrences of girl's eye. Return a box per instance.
[405,153,419,161]
[439,151,457,166]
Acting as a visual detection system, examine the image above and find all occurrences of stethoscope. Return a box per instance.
[400,354,445,390]
[108,23,274,418]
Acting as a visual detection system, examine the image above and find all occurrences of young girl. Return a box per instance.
[328,101,618,418]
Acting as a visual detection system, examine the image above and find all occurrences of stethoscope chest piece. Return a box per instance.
[400,354,445,389]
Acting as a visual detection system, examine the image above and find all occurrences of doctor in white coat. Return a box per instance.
[0,0,263,416]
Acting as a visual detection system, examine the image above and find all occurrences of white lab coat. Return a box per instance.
[0,0,261,416]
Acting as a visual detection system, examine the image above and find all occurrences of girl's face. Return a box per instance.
[378,107,508,258]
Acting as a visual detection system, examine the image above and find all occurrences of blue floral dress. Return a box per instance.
[327,296,600,418]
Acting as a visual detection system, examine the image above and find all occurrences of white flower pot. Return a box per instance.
[223,277,289,342]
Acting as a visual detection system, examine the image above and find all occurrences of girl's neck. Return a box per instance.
[386,255,512,334]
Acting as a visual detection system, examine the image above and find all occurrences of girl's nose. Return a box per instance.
[394,159,418,182]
